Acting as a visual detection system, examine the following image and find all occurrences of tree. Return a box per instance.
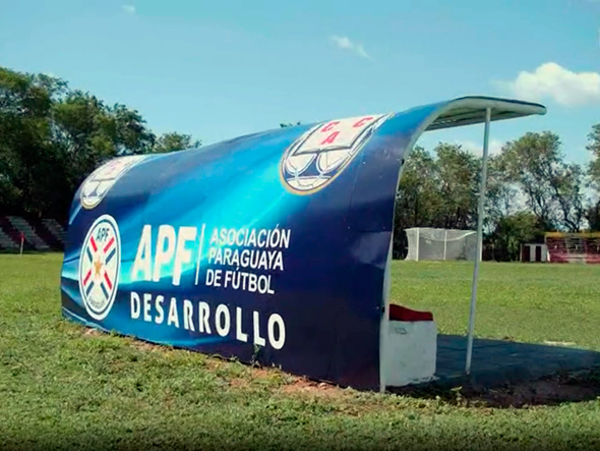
[434,143,480,230]
[393,144,481,257]
[395,147,439,225]
[486,211,544,261]
[587,203,600,232]
[498,132,585,232]
[395,144,480,230]
[50,91,157,217]
[280,121,301,128]
[549,162,585,232]
[109,103,156,155]
[0,67,55,215]
[152,132,201,153]
[586,124,600,231]
[484,153,520,232]
[393,136,590,259]
[393,147,440,257]
[588,123,600,187]
[0,65,201,224]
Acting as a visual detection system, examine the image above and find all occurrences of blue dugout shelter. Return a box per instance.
[61,96,546,391]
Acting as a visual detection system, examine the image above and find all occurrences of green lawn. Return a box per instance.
[392,261,600,350]
[2,253,600,450]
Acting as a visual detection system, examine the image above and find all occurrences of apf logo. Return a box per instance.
[78,215,121,321]
[279,114,391,195]
[80,155,148,209]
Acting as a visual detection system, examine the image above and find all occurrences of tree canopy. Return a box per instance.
[1,65,598,260]
[0,66,200,223]
[393,130,599,260]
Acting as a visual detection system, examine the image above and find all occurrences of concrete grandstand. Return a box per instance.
[0,216,65,252]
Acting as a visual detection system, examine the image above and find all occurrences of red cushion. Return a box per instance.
[389,304,433,322]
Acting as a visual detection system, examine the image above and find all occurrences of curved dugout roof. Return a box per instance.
[422,96,545,131]
[61,95,547,392]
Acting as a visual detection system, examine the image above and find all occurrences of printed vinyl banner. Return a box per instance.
[60,97,544,390]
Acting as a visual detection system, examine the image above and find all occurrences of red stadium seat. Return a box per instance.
[389,304,433,322]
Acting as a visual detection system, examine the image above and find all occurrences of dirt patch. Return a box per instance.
[280,377,345,398]
[82,328,101,337]
[471,370,600,408]
[249,367,276,379]
[128,339,160,352]
[395,369,600,408]
[229,378,250,389]
[229,368,274,388]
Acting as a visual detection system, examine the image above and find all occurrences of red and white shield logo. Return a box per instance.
[80,155,148,209]
[280,114,391,194]
[79,215,121,320]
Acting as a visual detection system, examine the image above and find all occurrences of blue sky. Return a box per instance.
[1,0,599,164]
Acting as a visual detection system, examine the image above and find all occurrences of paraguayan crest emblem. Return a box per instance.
[78,214,121,321]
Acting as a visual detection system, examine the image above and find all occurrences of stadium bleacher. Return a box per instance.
[42,218,67,245]
[0,227,19,251]
[0,216,66,252]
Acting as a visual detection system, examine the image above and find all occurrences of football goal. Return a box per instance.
[405,227,479,262]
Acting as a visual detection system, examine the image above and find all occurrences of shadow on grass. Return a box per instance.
[389,368,600,408]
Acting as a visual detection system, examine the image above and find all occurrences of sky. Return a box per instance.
[1,0,599,164]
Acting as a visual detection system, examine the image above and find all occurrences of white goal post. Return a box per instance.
[404,227,479,262]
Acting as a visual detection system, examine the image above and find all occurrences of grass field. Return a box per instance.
[391,260,600,350]
[2,253,600,450]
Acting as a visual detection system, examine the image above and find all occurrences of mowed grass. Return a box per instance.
[2,254,600,450]
[392,261,600,350]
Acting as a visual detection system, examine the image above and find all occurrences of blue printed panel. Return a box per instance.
[61,104,442,390]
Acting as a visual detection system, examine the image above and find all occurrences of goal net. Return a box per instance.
[545,232,600,264]
[405,228,479,262]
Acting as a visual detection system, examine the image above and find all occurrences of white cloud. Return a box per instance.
[122,4,136,14]
[496,62,600,107]
[457,139,505,156]
[330,35,370,59]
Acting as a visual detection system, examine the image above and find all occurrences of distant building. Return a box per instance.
[520,243,549,262]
